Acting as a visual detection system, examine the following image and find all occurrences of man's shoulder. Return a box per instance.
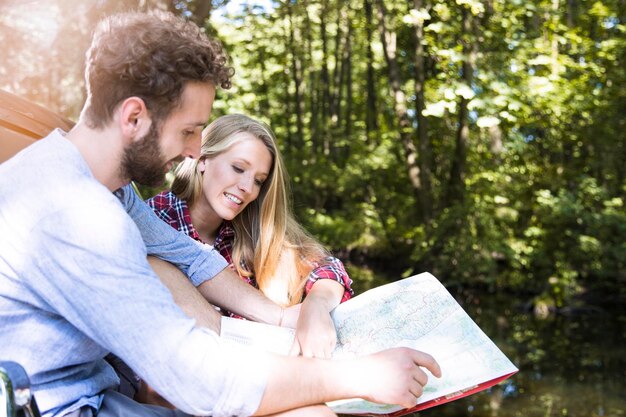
[0,132,127,231]
[1,130,87,185]
[30,180,128,236]
[23,136,111,199]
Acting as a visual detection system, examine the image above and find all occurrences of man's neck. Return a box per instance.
[65,120,128,191]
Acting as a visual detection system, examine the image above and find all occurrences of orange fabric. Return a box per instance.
[0,89,73,163]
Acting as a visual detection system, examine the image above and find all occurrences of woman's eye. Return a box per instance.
[232,165,244,173]
[254,179,264,186]
[183,130,194,136]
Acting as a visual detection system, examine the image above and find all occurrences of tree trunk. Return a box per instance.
[550,0,560,79]
[303,2,320,152]
[334,8,352,130]
[257,47,270,118]
[364,0,378,142]
[490,125,503,155]
[330,6,344,126]
[191,0,212,27]
[344,16,354,140]
[320,0,331,155]
[446,6,476,206]
[376,0,423,207]
[412,0,433,221]
[287,2,305,151]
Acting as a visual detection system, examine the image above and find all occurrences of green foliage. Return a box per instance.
[523,180,625,302]
[214,0,626,307]
[2,0,623,308]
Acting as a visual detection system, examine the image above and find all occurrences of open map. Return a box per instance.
[221,272,518,416]
[326,272,518,415]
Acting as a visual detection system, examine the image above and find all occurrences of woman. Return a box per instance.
[147,114,353,358]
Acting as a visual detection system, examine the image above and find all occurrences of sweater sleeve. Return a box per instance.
[116,184,227,286]
[29,201,269,416]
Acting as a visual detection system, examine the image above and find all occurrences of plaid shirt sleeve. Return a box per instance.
[304,256,354,303]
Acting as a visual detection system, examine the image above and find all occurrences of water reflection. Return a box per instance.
[411,291,626,417]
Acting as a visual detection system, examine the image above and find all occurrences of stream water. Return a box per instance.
[412,290,626,417]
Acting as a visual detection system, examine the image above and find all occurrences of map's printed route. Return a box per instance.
[331,277,458,358]
[327,273,518,415]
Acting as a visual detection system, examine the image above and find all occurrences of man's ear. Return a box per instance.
[119,97,151,142]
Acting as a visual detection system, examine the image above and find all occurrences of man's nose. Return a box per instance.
[184,136,202,159]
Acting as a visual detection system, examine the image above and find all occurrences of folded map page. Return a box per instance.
[221,315,295,355]
[220,273,518,416]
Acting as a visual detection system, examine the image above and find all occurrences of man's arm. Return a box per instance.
[254,347,442,416]
[144,255,441,417]
[118,184,228,285]
[31,201,272,417]
[146,257,442,417]
[122,185,289,325]
[148,256,223,331]
[196,267,284,325]
[143,255,442,416]
[149,255,287,330]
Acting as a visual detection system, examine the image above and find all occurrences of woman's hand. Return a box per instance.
[281,303,301,328]
[289,279,345,358]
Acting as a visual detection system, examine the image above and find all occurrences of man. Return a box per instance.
[0,11,440,417]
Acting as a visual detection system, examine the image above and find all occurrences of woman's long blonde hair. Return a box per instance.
[172,114,328,306]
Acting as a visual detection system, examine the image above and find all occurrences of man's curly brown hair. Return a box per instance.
[82,11,233,129]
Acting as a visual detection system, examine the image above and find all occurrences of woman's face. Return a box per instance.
[198,133,273,221]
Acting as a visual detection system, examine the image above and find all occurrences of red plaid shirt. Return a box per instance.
[147,191,353,303]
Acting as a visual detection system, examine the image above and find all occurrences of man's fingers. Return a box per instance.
[407,382,424,402]
[413,367,429,387]
[398,383,422,409]
[412,350,442,378]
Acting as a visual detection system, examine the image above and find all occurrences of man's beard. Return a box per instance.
[120,123,169,187]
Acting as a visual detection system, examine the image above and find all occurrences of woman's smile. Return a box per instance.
[199,133,273,222]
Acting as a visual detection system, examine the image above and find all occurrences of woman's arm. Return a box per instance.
[288,255,353,357]
[290,278,345,358]
[303,256,354,302]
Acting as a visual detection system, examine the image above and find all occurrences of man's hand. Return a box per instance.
[254,347,441,416]
[353,348,442,409]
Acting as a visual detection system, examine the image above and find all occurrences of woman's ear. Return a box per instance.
[119,97,151,142]
[198,159,206,173]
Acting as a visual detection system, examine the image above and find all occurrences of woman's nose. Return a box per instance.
[238,176,254,193]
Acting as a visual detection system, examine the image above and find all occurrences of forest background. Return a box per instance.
[0,0,624,314]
